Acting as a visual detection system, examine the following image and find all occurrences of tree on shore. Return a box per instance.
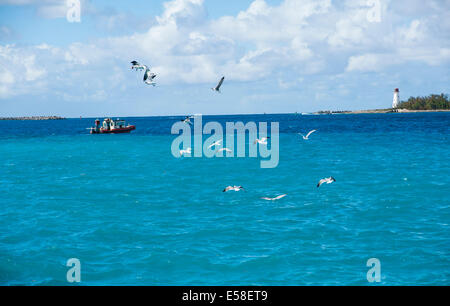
[398,94,449,110]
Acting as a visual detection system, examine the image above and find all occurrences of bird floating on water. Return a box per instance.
[223,186,244,192]
[317,177,336,188]
[212,76,225,93]
[254,137,270,145]
[261,194,287,201]
[299,130,317,140]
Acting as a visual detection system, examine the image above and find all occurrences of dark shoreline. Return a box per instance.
[315,109,450,115]
[0,116,66,121]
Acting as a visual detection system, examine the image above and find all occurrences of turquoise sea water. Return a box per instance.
[0,113,449,285]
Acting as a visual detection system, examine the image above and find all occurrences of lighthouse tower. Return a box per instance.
[392,88,400,109]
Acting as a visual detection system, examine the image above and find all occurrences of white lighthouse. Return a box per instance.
[392,88,400,109]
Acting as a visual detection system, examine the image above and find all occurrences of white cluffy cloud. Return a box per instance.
[0,45,48,98]
[0,0,88,19]
[0,0,449,101]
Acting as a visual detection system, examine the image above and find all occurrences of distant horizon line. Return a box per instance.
[1,112,305,120]
[0,108,448,120]
[0,107,393,119]
[3,109,450,120]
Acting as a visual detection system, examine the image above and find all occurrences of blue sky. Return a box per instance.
[0,0,449,117]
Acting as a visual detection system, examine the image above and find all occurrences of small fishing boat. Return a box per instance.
[89,118,136,134]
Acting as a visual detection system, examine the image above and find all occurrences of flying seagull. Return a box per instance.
[261,194,287,201]
[181,116,193,125]
[143,66,157,86]
[216,148,232,153]
[317,177,336,188]
[208,140,222,149]
[299,130,317,140]
[179,148,192,157]
[223,186,244,192]
[211,76,225,93]
[254,137,270,145]
[131,61,145,71]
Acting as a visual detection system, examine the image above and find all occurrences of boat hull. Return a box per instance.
[91,126,136,134]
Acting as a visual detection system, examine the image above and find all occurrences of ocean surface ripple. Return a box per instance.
[0,113,449,285]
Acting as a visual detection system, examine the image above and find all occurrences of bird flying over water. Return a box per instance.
[299,130,317,140]
[181,116,193,125]
[143,66,157,86]
[254,137,270,145]
[261,194,287,201]
[212,76,225,93]
[223,186,244,192]
[179,148,192,157]
[131,61,145,71]
[317,177,336,188]
[208,140,222,149]
[216,148,232,153]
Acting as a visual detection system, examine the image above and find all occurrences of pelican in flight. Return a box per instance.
[143,66,157,86]
[223,186,244,192]
[208,140,222,149]
[261,194,287,201]
[317,177,336,188]
[131,61,145,71]
[211,76,225,93]
[254,137,270,145]
[179,148,192,157]
[299,130,317,140]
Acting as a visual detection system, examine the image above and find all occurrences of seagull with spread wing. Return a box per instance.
[143,66,157,86]
[299,130,317,140]
[317,177,336,188]
[216,148,232,153]
[131,61,145,71]
[179,148,192,157]
[223,186,245,192]
[261,194,287,201]
[181,116,193,125]
[254,137,270,145]
[208,140,222,149]
[211,76,225,93]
